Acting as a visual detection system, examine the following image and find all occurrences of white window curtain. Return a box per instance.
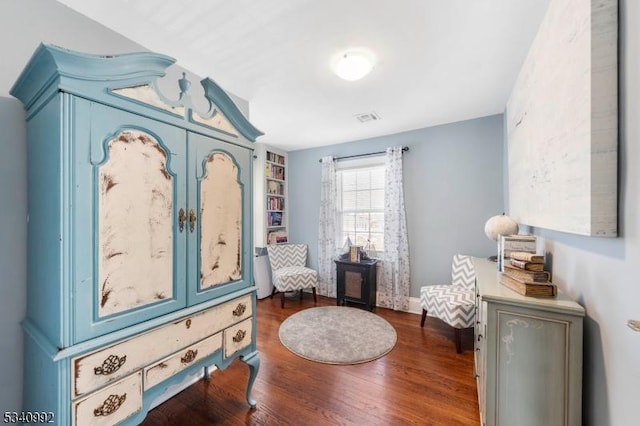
[379,146,410,311]
[317,156,338,297]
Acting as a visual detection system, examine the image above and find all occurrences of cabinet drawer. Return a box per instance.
[144,332,223,390]
[224,318,253,358]
[73,371,142,426]
[73,294,252,397]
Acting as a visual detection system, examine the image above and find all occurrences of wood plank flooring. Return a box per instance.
[141,295,480,425]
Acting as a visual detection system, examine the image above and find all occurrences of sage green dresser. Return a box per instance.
[473,257,584,426]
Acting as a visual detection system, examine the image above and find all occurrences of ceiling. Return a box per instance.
[55,0,550,151]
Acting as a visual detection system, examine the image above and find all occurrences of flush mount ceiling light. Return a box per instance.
[332,50,376,81]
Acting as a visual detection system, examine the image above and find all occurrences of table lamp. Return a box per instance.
[484,213,519,261]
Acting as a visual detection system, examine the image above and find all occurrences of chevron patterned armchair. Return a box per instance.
[420,254,476,353]
[267,244,318,308]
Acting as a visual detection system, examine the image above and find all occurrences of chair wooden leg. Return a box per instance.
[420,309,427,327]
[455,328,462,353]
[312,287,317,304]
[300,289,303,301]
[280,292,285,309]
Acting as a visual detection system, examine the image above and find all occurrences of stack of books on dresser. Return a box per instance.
[499,251,557,297]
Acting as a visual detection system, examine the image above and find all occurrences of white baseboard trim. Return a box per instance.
[370,293,422,315]
[408,296,422,315]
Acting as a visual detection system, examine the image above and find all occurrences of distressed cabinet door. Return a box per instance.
[73,99,187,342]
[186,132,253,304]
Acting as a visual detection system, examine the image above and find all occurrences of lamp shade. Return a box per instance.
[484,214,518,241]
[332,51,375,81]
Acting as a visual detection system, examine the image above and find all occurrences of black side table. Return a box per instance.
[335,258,378,311]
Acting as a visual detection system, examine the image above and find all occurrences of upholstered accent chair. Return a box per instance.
[267,244,318,308]
[420,254,476,353]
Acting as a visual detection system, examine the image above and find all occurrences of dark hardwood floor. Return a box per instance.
[141,295,480,425]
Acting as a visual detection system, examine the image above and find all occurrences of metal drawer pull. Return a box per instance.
[178,208,186,232]
[94,393,126,417]
[232,329,247,343]
[189,209,196,233]
[232,303,247,317]
[181,349,198,364]
[94,354,127,376]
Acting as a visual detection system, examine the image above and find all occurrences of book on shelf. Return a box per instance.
[503,263,550,282]
[510,251,544,263]
[268,211,282,227]
[268,164,285,180]
[267,230,288,244]
[267,197,285,211]
[267,151,285,165]
[509,258,545,272]
[499,272,557,297]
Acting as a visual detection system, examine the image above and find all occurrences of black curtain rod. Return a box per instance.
[318,146,409,163]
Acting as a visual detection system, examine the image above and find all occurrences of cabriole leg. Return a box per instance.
[241,351,260,408]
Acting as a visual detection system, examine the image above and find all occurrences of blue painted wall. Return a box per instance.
[506,3,640,424]
[0,98,26,414]
[0,0,249,414]
[287,115,504,297]
[1,0,638,424]
[0,0,149,413]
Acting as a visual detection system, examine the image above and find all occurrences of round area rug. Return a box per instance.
[278,306,397,365]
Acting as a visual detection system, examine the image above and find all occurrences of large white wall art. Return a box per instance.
[506,0,618,236]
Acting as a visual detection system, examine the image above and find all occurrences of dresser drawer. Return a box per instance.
[224,318,253,358]
[73,371,142,426]
[73,294,252,397]
[144,332,223,390]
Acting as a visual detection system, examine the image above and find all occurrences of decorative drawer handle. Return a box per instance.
[94,393,126,417]
[181,349,198,364]
[477,334,483,342]
[189,209,196,233]
[232,329,247,343]
[232,303,246,317]
[94,354,127,376]
[178,208,186,232]
[185,319,192,329]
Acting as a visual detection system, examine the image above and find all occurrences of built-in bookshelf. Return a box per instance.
[265,150,288,244]
[253,146,288,247]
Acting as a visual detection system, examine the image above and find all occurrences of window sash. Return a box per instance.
[337,161,385,252]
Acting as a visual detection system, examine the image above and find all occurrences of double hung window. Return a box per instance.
[336,157,385,253]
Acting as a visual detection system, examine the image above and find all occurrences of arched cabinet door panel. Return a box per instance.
[187,132,253,305]
[74,100,187,342]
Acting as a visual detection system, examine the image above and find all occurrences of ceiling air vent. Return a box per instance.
[354,111,381,123]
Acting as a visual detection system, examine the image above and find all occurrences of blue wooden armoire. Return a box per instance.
[11,44,261,425]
